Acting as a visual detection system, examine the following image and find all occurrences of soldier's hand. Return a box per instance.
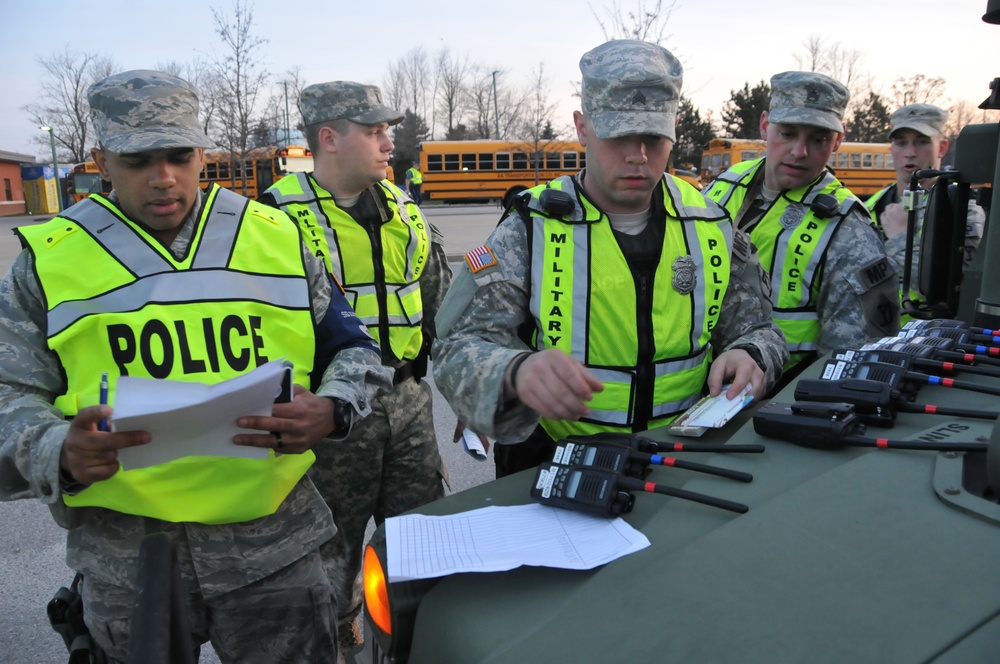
[881,203,908,239]
[707,349,766,402]
[60,406,151,487]
[509,349,604,421]
[234,385,333,454]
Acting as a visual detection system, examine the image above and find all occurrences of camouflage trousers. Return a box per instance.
[81,549,337,663]
[312,377,448,631]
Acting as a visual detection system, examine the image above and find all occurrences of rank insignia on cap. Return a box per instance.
[465,245,498,273]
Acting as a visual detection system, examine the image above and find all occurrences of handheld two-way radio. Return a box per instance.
[752,401,988,453]
[794,377,999,425]
[552,439,753,483]
[835,346,1000,381]
[531,462,749,517]
[897,329,1000,359]
[865,336,1000,369]
[563,432,765,455]
[823,358,1000,399]
[901,319,1000,337]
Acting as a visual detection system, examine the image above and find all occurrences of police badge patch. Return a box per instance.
[780,203,807,230]
[672,256,696,295]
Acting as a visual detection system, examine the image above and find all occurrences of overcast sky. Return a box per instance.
[3,0,998,160]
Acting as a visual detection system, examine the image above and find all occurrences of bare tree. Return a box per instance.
[589,0,678,44]
[23,50,117,163]
[467,67,497,139]
[890,74,948,108]
[434,49,472,140]
[156,57,222,137]
[517,63,569,186]
[210,0,269,195]
[381,60,407,116]
[465,65,524,141]
[399,47,431,120]
[793,34,869,98]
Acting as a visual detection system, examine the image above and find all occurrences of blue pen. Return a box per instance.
[99,371,109,432]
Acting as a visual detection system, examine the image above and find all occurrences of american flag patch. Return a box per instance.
[465,245,498,273]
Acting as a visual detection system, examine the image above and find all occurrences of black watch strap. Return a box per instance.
[331,398,353,435]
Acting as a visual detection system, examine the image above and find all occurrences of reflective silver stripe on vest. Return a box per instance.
[351,284,379,296]
[709,160,758,208]
[529,219,589,357]
[662,175,730,222]
[275,173,345,282]
[61,199,173,278]
[770,206,841,308]
[384,184,423,283]
[589,392,701,425]
[651,392,701,418]
[586,407,630,425]
[655,346,709,377]
[48,270,309,338]
[191,187,247,269]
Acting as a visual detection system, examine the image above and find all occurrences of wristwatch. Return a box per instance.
[330,397,353,436]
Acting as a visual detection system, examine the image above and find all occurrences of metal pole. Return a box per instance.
[283,81,291,146]
[491,71,501,140]
[42,126,62,212]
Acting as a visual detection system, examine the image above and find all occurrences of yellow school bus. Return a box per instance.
[418,139,586,208]
[419,139,700,208]
[699,138,895,199]
[71,161,113,204]
[70,145,318,204]
[199,144,314,199]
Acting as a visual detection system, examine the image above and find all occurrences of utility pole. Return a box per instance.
[491,70,501,140]
[40,126,62,212]
[283,81,290,146]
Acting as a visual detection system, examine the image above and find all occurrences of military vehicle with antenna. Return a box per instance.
[353,5,1000,661]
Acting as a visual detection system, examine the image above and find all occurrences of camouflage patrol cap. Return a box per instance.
[300,81,404,127]
[889,103,948,139]
[768,71,849,133]
[580,39,682,141]
[88,70,214,153]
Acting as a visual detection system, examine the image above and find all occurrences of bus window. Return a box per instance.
[478,153,493,170]
[513,152,529,170]
[428,154,443,172]
[863,153,873,169]
[711,154,721,170]
[838,152,849,169]
[444,153,460,171]
[461,153,476,171]
[827,155,836,168]
[496,153,511,170]
[702,155,710,171]
[850,153,861,168]
[741,150,757,161]
[564,152,578,169]
[874,154,884,169]
[546,152,561,169]
[723,154,731,169]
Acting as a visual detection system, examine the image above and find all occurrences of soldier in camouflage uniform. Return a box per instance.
[705,71,900,375]
[0,70,392,663]
[432,40,788,477]
[866,103,985,314]
[258,81,450,654]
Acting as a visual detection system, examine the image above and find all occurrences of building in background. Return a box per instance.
[0,150,35,216]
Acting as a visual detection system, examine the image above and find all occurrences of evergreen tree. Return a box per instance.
[721,81,770,139]
[392,109,430,184]
[673,96,715,171]
[845,92,892,143]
